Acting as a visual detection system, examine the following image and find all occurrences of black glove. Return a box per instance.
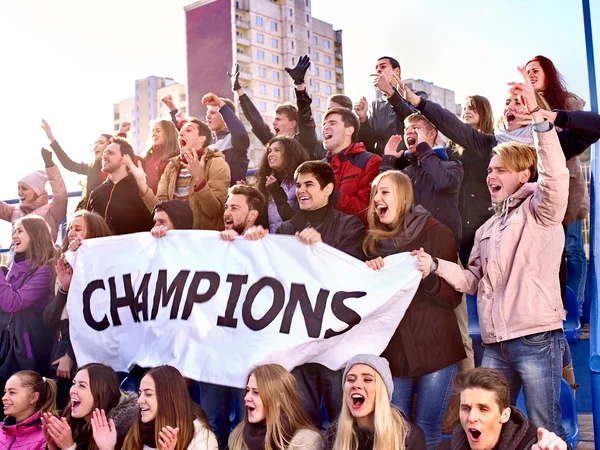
[285,55,311,86]
[41,147,54,168]
[228,63,242,91]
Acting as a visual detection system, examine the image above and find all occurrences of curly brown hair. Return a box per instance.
[256,136,309,195]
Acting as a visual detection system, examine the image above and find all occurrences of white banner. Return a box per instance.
[68,231,421,388]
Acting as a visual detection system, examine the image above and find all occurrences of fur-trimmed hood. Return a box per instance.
[108,391,139,438]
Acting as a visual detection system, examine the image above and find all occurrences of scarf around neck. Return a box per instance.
[375,205,432,257]
[243,415,295,450]
[140,419,157,448]
[494,123,535,146]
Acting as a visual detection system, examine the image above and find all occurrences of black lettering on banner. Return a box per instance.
[134,273,152,322]
[181,271,220,320]
[83,280,109,331]
[217,274,249,328]
[109,275,134,326]
[280,284,329,338]
[324,291,365,338]
[242,277,285,331]
[151,270,191,320]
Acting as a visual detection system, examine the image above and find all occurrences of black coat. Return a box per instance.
[276,203,366,260]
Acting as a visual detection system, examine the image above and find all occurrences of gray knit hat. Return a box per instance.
[342,354,394,401]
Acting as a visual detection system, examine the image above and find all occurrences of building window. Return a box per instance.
[313,52,319,61]
[324,40,331,49]
[273,71,280,81]
[306,0,309,6]
[290,24,294,32]
[325,85,333,95]
[314,82,320,91]
[259,101,267,111]
[257,50,265,60]
[271,38,278,48]
[271,21,277,31]
[312,35,318,45]
[314,66,319,76]
[325,70,332,79]
[256,16,263,26]
[324,55,331,64]
[307,30,310,38]
[257,33,264,44]
[315,113,322,123]
[306,14,309,23]
[315,97,321,107]
[258,67,266,77]
[272,54,279,64]
[274,87,281,98]
[289,8,293,17]
[308,46,311,54]
[259,84,266,94]
[291,41,294,50]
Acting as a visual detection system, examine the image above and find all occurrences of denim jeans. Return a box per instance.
[199,382,245,450]
[391,363,458,450]
[481,330,568,443]
[291,363,343,430]
[565,220,587,315]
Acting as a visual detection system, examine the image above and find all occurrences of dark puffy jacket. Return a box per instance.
[327,143,381,225]
[239,91,318,159]
[357,96,412,156]
[210,104,250,185]
[276,203,365,260]
[380,143,463,243]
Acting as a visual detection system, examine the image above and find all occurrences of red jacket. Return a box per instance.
[328,143,381,224]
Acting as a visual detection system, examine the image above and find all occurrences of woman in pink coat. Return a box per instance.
[0,149,68,242]
[0,370,57,450]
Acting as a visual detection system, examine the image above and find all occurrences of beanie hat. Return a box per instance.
[342,354,394,401]
[19,170,48,197]
[152,200,194,230]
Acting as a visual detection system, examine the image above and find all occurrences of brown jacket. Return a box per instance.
[378,216,465,378]
[436,126,568,344]
[141,149,231,230]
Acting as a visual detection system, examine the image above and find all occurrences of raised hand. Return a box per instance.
[119,121,131,135]
[296,228,322,245]
[42,147,54,167]
[354,97,368,122]
[384,135,404,157]
[228,63,242,92]
[44,415,75,449]
[124,155,146,184]
[366,257,385,271]
[371,72,394,97]
[531,427,567,450]
[202,93,225,108]
[159,426,179,450]
[181,150,206,185]
[91,408,117,450]
[395,78,421,106]
[265,175,277,187]
[56,257,73,291]
[161,94,176,110]
[410,247,433,279]
[285,55,311,85]
[41,413,59,450]
[508,66,539,114]
[41,119,55,142]
[415,128,427,146]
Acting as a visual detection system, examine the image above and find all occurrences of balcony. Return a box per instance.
[335,67,343,75]
[236,18,250,29]
[335,52,342,59]
[236,52,252,63]
[336,82,344,90]
[237,36,251,46]
[240,71,253,81]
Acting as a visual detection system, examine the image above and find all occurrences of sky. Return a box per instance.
[0,0,598,242]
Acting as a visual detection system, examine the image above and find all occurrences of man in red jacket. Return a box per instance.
[322,108,381,224]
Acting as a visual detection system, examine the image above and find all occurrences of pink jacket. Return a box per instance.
[436,125,568,344]
[0,410,46,450]
[0,165,68,241]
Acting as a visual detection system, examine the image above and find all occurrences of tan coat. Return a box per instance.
[0,165,68,241]
[436,126,568,344]
[141,149,231,230]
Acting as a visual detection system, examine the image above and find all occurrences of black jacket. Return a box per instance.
[88,173,154,235]
[276,203,365,260]
[239,91,318,159]
[436,407,537,450]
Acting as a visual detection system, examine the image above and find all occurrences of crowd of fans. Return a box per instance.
[0,52,598,450]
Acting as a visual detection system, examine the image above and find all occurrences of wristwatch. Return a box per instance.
[431,257,439,274]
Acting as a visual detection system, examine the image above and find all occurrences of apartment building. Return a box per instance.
[112,76,188,154]
[185,0,344,165]
[403,78,462,116]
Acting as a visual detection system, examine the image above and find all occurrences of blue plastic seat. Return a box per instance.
[563,286,581,344]
[466,294,484,367]
[515,379,579,449]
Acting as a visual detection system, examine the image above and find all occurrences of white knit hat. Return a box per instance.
[19,170,48,196]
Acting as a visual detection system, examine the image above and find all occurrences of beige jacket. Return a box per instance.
[436,125,568,344]
[0,165,68,241]
[141,149,231,230]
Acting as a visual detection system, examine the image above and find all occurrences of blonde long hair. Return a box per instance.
[362,171,414,257]
[143,120,180,162]
[228,364,317,450]
[332,371,408,450]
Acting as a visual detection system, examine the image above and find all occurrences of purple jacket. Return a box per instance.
[0,260,54,379]
[0,410,46,450]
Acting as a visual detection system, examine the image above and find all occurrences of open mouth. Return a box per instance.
[224,218,233,228]
[273,127,280,134]
[247,405,256,413]
[179,138,187,148]
[489,184,501,194]
[298,196,310,202]
[506,113,516,123]
[468,428,482,441]
[268,157,277,165]
[351,393,365,408]
[140,406,150,414]
[3,403,11,410]
[406,137,416,146]
[71,399,81,411]
[323,132,333,141]
[376,204,388,217]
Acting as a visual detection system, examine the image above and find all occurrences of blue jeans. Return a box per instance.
[565,220,587,315]
[199,383,245,450]
[481,330,568,443]
[392,363,458,450]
